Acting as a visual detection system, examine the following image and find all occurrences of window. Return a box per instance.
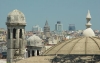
[37,50,39,55]
[19,29,22,38]
[8,29,10,39]
[13,28,16,39]
[32,50,34,56]
[28,50,30,57]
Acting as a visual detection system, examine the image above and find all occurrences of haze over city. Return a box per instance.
[0,0,100,31]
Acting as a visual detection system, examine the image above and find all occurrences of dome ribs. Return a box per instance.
[55,38,77,54]
[42,40,66,55]
[42,41,62,55]
[90,37,100,50]
[43,39,74,55]
[85,37,88,54]
[43,37,100,55]
[68,37,84,54]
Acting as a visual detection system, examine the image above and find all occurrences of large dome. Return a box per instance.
[43,37,100,55]
[6,9,26,25]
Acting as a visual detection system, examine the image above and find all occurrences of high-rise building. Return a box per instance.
[68,24,76,31]
[55,21,63,35]
[32,25,42,33]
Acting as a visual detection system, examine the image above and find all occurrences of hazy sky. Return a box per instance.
[0,0,100,31]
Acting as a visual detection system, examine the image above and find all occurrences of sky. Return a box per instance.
[0,0,100,31]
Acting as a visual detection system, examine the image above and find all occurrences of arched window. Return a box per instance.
[13,28,16,39]
[32,50,34,56]
[37,50,39,56]
[28,50,30,57]
[8,29,10,39]
[19,29,22,38]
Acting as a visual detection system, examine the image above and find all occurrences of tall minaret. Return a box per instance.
[6,9,26,63]
[86,10,92,28]
[83,10,95,37]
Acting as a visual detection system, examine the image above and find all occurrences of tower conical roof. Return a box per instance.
[44,20,49,27]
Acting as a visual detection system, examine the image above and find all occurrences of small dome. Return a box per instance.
[27,34,43,47]
[83,28,95,37]
[6,9,26,24]
[43,37,100,55]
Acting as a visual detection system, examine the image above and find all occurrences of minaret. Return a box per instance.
[83,10,95,37]
[86,10,92,28]
[6,9,26,63]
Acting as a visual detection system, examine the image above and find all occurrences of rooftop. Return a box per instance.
[43,37,100,55]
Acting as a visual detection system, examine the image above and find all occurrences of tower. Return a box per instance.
[83,10,95,37]
[44,20,50,38]
[6,9,26,63]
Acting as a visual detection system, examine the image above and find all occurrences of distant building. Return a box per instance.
[44,36,59,50]
[0,34,4,42]
[43,20,51,38]
[32,25,42,33]
[0,28,6,35]
[55,21,63,35]
[69,24,76,31]
[0,42,7,59]
[1,44,7,59]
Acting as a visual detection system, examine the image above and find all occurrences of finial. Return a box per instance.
[86,10,91,20]
[83,10,95,37]
[86,10,92,28]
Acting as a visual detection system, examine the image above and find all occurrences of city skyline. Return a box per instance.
[0,0,100,31]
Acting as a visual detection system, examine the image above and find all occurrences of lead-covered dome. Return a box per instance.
[27,34,43,47]
[6,9,26,25]
[43,37,100,55]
